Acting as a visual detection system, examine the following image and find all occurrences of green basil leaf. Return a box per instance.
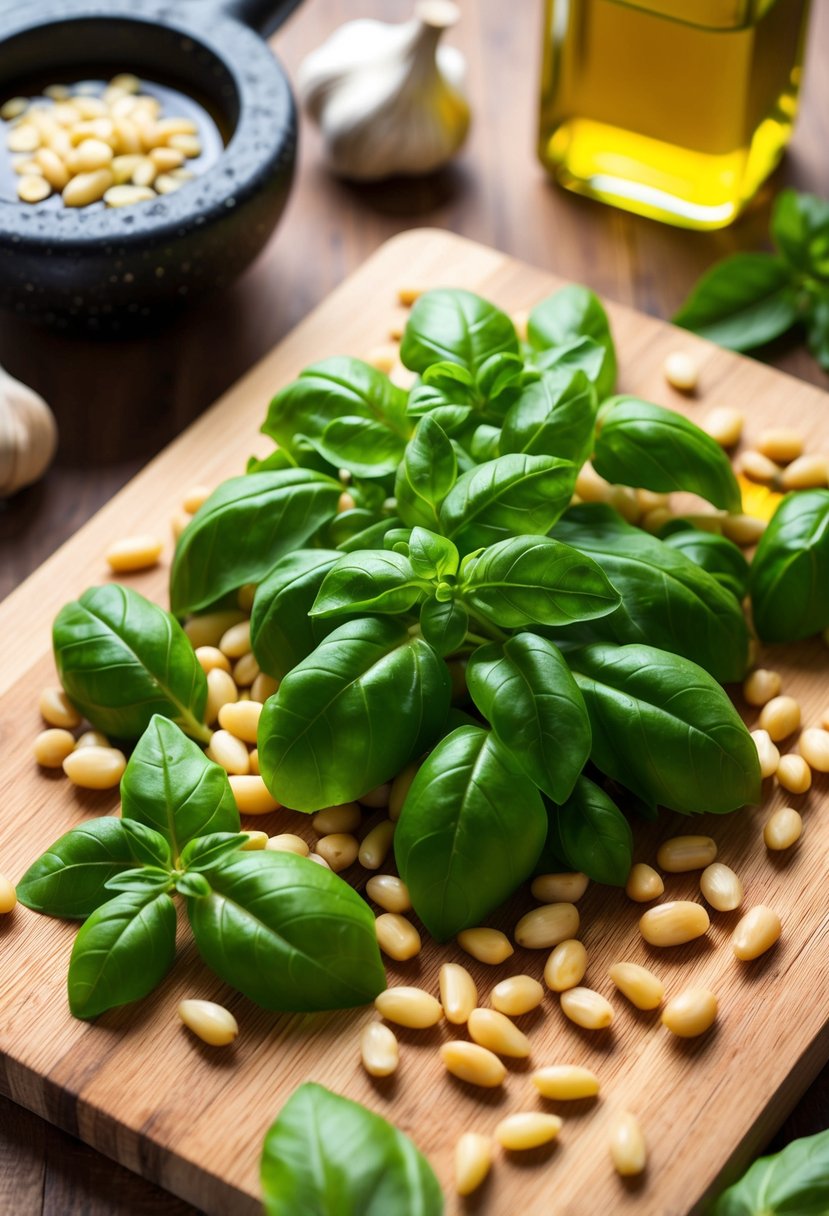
[311,415,407,478]
[593,396,741,512]
[553,777,632,885]
[771,188,829,279]
[710,1127,829,1216]
[176,872,211,898]
[750,489,829,642]
[531,336,607,388]
[251,550,342,680]
[383,529,413,552]
[476,351,525,403]
[68,890,177,1019]
[104,866,174,895]
[461,534,620,628]
[188,852,386,1010]
[311,550,428,618]
[119,819,174,869]
[407,362,477,423]
[395,415,458,529]
[121,715,239,859]
[500,369,598,466]
[258,618,451,811]
[527,285,616,399]
[466,635,590,803]
[408,528,459,580]
[469,424,501,462]
[419,598,469,656]
[170,471,342,617]
[261,1083,442,1216]
[53,584,210,744]
[395,725,546,940]
[439,453,576,552]
[179,832,249,871]
[336,516,404,553]
[673,253,799,350]
[569,642,761,815]
[660,525,750,601]
[401,288,519,377]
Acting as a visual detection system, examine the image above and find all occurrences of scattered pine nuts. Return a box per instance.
[732,905,782,961]
[639,901,710,947]
[206,730,250,776]
[799,727,829,772]
[656,835,717,873]
[62,746,126,790]
[228,774,279,815]
[544,939,588,992]
[699,863,744,912]
[661,987,717,1038]
[182,484,211,514]
[240,830,268,850]
[531,872,589,903]
[457,927,514,965]
[532,1064,599,1100]
[375,912,421,961]
[743,669,782,707]
[776,754,811,795]
[0,874,17,914]
[233,653,259,689]
[439,962,478,1026]
[360,1021,399,1077]
[358,820,395,870]
[315,832,359,871]
[103,535,163,572]
[740,450,782,485]
[514,902,579,949]
[467,1007,532,1059]
[39,686,80,729]
[366,874,411,914]
[780,453,828,490]
[756,428,803,465]
[703,407,743,448]
[309,805,359,838]
[763,807,802,851]
[751,728,780,778]
[184,609,245,650]
[265,834,309,856]
[663,351,699,392]
[178,999,238,1046]
[759,695,801,742]
[608,962,664,1011]
[625,863,664,903]
[440,1041,506,1087]
[308,853,330,868]
[490,974,544,1016]
[454,1132,493,1197]
[376,986,443,1029]
[575,462,613,503]
[33,728,76,767]
[495,1112,562,1151]
[609,1112,646,1176]
[560,987,614,1030]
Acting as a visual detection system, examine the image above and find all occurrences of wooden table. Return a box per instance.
[1,2,827,1212]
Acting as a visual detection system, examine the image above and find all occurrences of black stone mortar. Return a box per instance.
[0,0,303,332]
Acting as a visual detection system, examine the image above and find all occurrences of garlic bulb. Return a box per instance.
[0,364,58,497]
[298,0,470,181]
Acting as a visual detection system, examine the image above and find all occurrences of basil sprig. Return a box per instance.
[710,1128,829,1216]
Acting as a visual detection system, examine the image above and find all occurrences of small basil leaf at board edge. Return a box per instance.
[120,715,239,861]
[408,527,459,580]
[659,526,750,601]
[419,598,469,656]
[526,284,617,400]
[749,489,829,643]
[770,187,829,278]
[257,617,451,813]
[709,1126,829,1216]
[250,549,342,681]
[593,396,742,513]
[179,832,250,872]
[52,584,211,745]
[672,252,800,351]
[260,1083,443,1216]
[67,890,177,1020]
[175,872,212,899]
[394,414,458,530]
[400,288,519,377]
[169,470,342,617]
[187,851,386,1011]
[394,725,547,942]
[552,777,632,886]
[569,642,762,816]
[466,634,591,805]
[104,866,174,895]
[500,369,598,468]
[310,550,428,619]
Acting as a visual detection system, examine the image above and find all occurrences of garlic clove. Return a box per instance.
[0,365,58,497]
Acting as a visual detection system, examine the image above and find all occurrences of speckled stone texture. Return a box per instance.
[0,0,298,331]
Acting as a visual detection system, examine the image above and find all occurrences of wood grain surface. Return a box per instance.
[1,1,828,1212]
[1,228,828,1216]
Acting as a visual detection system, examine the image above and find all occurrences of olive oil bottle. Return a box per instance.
[538,0,812,229]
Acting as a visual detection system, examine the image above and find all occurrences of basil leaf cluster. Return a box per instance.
[709,1127,829,1216]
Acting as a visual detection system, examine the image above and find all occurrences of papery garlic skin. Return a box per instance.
[298,1,470,181]
[0,365,58,497]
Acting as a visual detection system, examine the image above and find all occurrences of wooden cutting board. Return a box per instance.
[1,229,828,1216]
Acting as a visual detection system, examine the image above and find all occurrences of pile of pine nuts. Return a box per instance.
[2,75,198,209]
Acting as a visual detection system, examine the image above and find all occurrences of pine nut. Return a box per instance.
[490,974,544,1016]
[178,999,238,1046]
[759,695,801,742]
[703,407,743,448]
[17,174,50,203]
[171,509,191,540]
[205,667,238,724]
[609,1112,646,1176]
[73,97,109,120]
[186,610,246,649]
[75,730,110,749]
[531,872,589,903]
[359,782,391,808]
[544,939,588,992]
[217,700,261,744]
[455,1133,493,1196]
[112,153,144,183]
[315,832,359,871]
[437,962,477,1025]
[607,485,641,524]
[180,484,210,514]
[308,853,330,868]
[265,834,309,856]
[376,986,443,1028]
[312,803,362,835]
[575,462,613,503]
[232,652,259,688]
[515,902,579,949]
[780,453,828,490]
[625,862,664,903]
[639,901,710,947]
[699,862,743,912]
[34,147,69,189]
[62,168,113,206]
[250,672,278,704]
[468,1007,532,1058]
[240,831,268,850]
[732,905,782,960]
[74,137,114,172]
[359,820,395,869]
[375,912,421,961]
[111,73,141,94]
[1,97,28,120]
[33,728,76,767]
[228,775,279,815]
[131,156,157,187]
[63,746,126,790]
[389,761,419,820]
[104,184,155,207]
[743,669,782,707]
[39,686,80,729]
[532,1064,599,1100]
[194,646,231,675]
[169,133,202,158]
[636,489,670,513]
[440,1041,505,1087]
[153,117,198,141]
[560,986,614,1029]
[206,730,250,776]
[751,728,780,778]
[740,450,782,485]
[663,350,699,392]
[641,506,674,534]
[155,172,185,194]
[799,727,829,772]
[113,117,142,155]
[360,1021,398,1077]
[104,534,163,572]
[218,620,251,659]
[776,754,811,794]
[7,124,40,153]
[367,344,397,374]
[150,145,185,172]
[366,874,411,914]
[756,428,803,465]
[657,835,717,873]
[661,987,717,1038]
[763,807,802,850]
[496,1112,562,1151]
[608,962,663,1010]
[457,927,514,965]
[722,513,767,546]
[0,874,16,914]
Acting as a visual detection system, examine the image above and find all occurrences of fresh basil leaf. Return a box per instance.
[311,550,428,618]
[258,618,451,811]
[408,527,459,580]
[336,516,404,553]
[104,866,174,895]
[246,446,296,473]
[673,253,799,350]
[179,832,249,871]
[261,1083,443,1216]
[188,852,386,1010]
[710,1127,829,1216]
[750,489,829,642]
[169,471,342,617]
[553,777,632,885]
[771,188,829,279]
[593,396,741,512]
[530,335,607,388]
[461,534,620,628]
[251,549,343,680]
[383,529,413,552]
[500,369,598,466]
[660,525,750,601]
[121,715,239,859]
[401,288,519,377]
[527,285,616,399]
[469,424,501,462]
[176,872,211,898]
[310,416,407,478]
[466,635,590,803]
[439,453,576,552]
[119,819,174,869]
[395,415,458,529]
[569,642,761,815]
[407,362,477,424]
[420,598,468,656]
[68,890,177,1019]
[53,584,210,744]
[395,725,546,940]
[476,351,525,402]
